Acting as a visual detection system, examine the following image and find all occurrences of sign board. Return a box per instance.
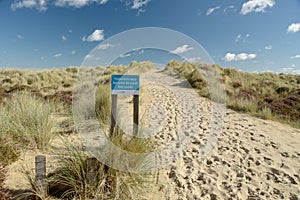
[111,75,140,95]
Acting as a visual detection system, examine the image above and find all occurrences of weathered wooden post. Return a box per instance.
[87,157,101,186]
[35,155,47,197]
[133,94,139,136]
[110,94,118,137]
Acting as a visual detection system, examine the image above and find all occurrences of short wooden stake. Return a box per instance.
[35,155,47,197]
[133,95,139,136]
[87,157,100,186]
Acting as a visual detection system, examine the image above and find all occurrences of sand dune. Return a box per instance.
[4,68,299,199]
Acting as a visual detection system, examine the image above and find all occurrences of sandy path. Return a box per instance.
[137,69,300,200]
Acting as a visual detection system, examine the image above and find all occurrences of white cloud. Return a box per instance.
[17,34,24,39]
[71,50,76,55]
[235,34,242,42]
[120,53,131,58]
[290,55,300,59]
[184,57,201,63]
[11,0,107,11]
[265,45,272,50]
[280,65,300,74]
[287,23,300,33]
[11,0,47,11]
[223,52,257,62]
[97,43,115,50]
[131,0,150,10]
[224,5,236,13]
[240,0,275,15]
[84,54,93,60]
[54,53,62,58]
[133,48,144,54]
[83,29,104,42]
[62,35,67,41]
[206,6,220,15]
[138,49,144,54]
[235,34,250,42]
[55,0,107,8]
[171,45,193,54]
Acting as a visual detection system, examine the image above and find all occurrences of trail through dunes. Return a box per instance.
[135,69,300,200]
[4,68,300,200]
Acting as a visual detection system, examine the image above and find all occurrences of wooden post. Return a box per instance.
[133,95,139,136]
[35,155,47,197]
[87,157,100,186]
[110,94,118,137]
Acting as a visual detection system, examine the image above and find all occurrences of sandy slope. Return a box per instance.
[138,69,300,200]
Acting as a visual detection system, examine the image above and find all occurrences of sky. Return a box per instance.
[0,0,300,74]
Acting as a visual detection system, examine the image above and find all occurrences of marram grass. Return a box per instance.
[0,91,58,150]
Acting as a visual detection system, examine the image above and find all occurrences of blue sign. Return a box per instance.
[111,75,140,95]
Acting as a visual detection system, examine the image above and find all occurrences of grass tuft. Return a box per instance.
[0,91,58,150]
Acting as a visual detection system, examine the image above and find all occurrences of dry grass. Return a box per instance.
[0,168,10,200]
[0,91,58,150]
[165,60,300,128]
[45,140,151,199]
[95,84,111,126]
[17,134,155,199]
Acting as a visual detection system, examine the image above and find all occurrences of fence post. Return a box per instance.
[133,95,139,136]
[110,94,118,137]
[35,155,47,197]
[87,157,101,186]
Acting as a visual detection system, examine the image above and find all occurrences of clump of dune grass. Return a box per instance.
[0,91,58,150]
[45,140,152,199]
[17,134,154,199]
[14,167,49,200]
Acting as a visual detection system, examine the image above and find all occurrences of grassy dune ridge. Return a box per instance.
[165,60,300,128]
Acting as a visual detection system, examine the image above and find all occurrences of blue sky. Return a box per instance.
[0,0,300,73]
